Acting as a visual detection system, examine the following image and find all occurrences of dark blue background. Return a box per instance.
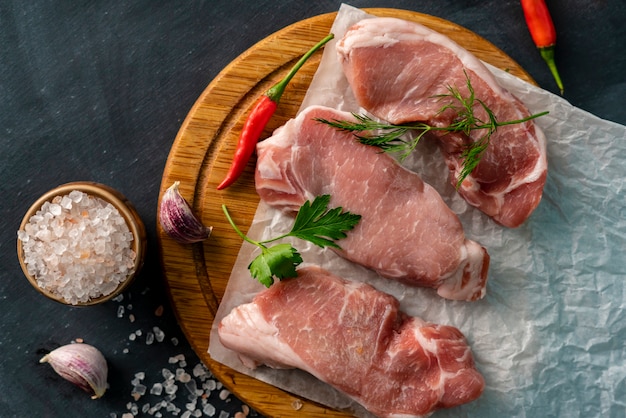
[1,1,624,417]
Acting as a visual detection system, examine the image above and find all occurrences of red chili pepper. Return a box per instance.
[217,33,335,190]
[521,0,564,94]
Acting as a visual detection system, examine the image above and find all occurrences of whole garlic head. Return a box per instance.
[40,342,108,399]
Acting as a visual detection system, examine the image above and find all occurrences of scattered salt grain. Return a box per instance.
[203,403,216,417]
[153,326,165,342]
[192,363,206,378]
[184,379,197,396]
[162,368,175,380]
[291,399,303,410]
[164,382,178,395]
[175,368,188,382]
[169,354,185,364]
[18,190,136,304]
[150,382,163,396]
[131,384,147,400]
[218,389,230,401]
[203,379,217,392]
[146,331,154,345]
[117,305,125,318]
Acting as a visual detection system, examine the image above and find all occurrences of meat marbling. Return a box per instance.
[218,266,485,418]
[255,105,489,301]
[336,17,547,228]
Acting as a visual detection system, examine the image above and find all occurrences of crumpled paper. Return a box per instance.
[209,4,626,417]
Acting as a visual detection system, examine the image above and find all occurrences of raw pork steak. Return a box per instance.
[256,105,489,301]
[337,17,547,228]
[218,266,485,418]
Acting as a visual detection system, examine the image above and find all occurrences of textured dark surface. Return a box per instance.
[1,1,624,417]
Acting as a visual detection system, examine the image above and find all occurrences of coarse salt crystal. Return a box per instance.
[218,389,230,401]
[164,383,178,395]
[162,368,174,380]
[184,379,197,396]
[150,383,163,396]
[202,403,216,417]
[153,326,165,342]
[18,190,136,304]
[203,380,216,392]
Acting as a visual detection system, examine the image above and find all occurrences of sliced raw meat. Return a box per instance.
[218,266,485,418]
[336,17,547,228]
[255,105,489,301]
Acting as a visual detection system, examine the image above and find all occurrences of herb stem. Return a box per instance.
[221,204,265,249]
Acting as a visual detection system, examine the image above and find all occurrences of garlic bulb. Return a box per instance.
[159,181,212,244]
[40,342,108,399]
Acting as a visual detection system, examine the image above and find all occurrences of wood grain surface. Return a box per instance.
[157,8,535,417]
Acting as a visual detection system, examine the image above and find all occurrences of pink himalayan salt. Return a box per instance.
[18,190,136,304]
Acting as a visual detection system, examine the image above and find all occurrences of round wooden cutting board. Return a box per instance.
[157,8,535,417]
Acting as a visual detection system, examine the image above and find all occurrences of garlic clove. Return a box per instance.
[159,181,212,244]
[39,342,108,399]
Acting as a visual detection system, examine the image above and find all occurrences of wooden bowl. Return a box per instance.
[17,181,147,306]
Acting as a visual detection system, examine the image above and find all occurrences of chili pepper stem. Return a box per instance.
[266,33,334,102]
[539,46,564,95]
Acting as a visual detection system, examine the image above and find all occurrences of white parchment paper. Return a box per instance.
[209,4,626,417]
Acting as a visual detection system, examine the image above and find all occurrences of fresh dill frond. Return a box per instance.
[316,72,548,188]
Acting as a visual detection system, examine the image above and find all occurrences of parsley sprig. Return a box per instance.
[315,73,548,188]
[222,195,361,287]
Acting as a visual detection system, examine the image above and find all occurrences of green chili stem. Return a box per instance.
[266,33,334,102]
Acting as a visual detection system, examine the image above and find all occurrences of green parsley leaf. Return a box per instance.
[288,194,362,249]
[248,244,303,287]
[222,195,361,288]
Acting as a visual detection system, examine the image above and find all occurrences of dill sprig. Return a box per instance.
[315,73,548,189]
